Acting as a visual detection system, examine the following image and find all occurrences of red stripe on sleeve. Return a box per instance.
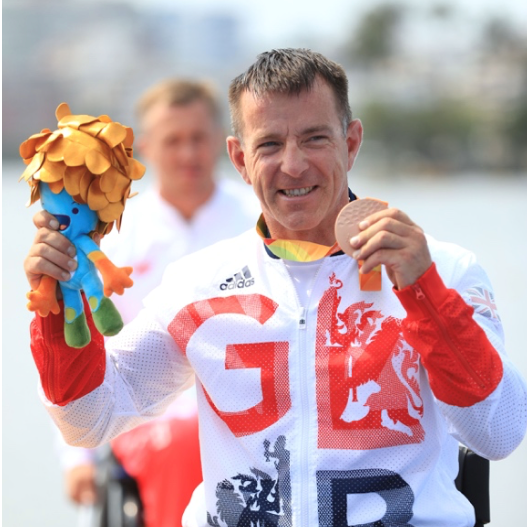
[395,263,503,407]
[30,295,106,406]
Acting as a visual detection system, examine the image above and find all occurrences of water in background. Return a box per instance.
[3,163,527,526]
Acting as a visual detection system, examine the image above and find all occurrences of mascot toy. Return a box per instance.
[20,103,146,348]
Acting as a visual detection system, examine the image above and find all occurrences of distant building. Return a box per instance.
[3,1,246,159]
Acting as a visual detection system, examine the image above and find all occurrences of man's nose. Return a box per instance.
[280,142,308,178]
[179,140,199,160]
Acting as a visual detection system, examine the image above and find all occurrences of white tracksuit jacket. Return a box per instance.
[36,229,527,526]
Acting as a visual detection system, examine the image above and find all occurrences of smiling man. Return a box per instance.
[25,49,527,526]
[227,77,358,245]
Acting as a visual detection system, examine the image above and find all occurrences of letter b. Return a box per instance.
[316,468,414,527]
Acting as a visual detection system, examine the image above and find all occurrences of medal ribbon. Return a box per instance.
[256,215,341,262]
[256,198,383,291]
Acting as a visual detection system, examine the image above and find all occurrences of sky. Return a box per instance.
[129,0,527,51]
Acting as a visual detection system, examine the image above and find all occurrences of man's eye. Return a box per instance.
[309,135,327,142]
[259,141,279,149]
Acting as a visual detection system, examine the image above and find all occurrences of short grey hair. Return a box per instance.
[228,48,352,138]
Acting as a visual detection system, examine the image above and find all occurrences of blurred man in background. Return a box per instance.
[59,78,259,527]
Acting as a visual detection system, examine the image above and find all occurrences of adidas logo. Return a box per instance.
[220,265,255,290]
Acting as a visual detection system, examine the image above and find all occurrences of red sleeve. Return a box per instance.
[394,263,503,407]
[30,295,106,406]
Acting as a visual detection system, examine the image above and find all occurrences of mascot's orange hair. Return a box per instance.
[20,102,146,235]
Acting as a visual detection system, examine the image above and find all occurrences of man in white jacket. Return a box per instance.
[25,48,527,526]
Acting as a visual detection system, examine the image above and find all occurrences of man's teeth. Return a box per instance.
[282,187,314,197]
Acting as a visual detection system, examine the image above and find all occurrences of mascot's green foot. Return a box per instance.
[64,313,91,348]
[92,297,124,336]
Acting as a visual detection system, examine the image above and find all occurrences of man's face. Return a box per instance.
[139,100,223,197]
[227,79,362,245]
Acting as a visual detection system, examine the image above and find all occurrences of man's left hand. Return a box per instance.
[349,208,432,290]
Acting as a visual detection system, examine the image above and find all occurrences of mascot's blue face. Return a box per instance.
[40,183,98,240]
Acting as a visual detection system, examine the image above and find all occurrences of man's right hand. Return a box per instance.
[64,463,97,505]
[23,210,78,291]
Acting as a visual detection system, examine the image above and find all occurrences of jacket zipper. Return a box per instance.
[284,261,324,525]
[298,307,307,330]
[412,284,487,390]
[297,310,310,525]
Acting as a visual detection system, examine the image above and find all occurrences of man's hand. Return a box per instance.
[23,210,78,291]
[349,208,432,290]
[64,463,97,505]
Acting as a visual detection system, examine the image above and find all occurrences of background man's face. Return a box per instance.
[139,100,223,196]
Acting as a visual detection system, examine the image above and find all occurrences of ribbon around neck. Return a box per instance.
[256,199,383,291]
[256,215,341,262]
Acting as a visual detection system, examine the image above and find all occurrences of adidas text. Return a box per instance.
[220,266,255,290]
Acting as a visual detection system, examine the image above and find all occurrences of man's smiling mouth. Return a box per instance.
[281,186,315,197]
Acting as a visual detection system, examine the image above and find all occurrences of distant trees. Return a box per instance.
[481,16,524,55]
[360,99,478,171]
[482,16,527,169]
[340,2,527,172]
[505,93,527,170]
[345,3,405,65]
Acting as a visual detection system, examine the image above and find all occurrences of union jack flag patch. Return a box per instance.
[466,287,500,321]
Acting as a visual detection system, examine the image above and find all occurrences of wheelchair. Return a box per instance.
[89,445,144,527]
[456,445,491,526]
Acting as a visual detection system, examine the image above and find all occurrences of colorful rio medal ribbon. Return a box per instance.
[256,215,340,261]
[335,198,388,291]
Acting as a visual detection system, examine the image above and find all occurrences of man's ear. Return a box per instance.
[346,119,363,171]
[226,136,250,185]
